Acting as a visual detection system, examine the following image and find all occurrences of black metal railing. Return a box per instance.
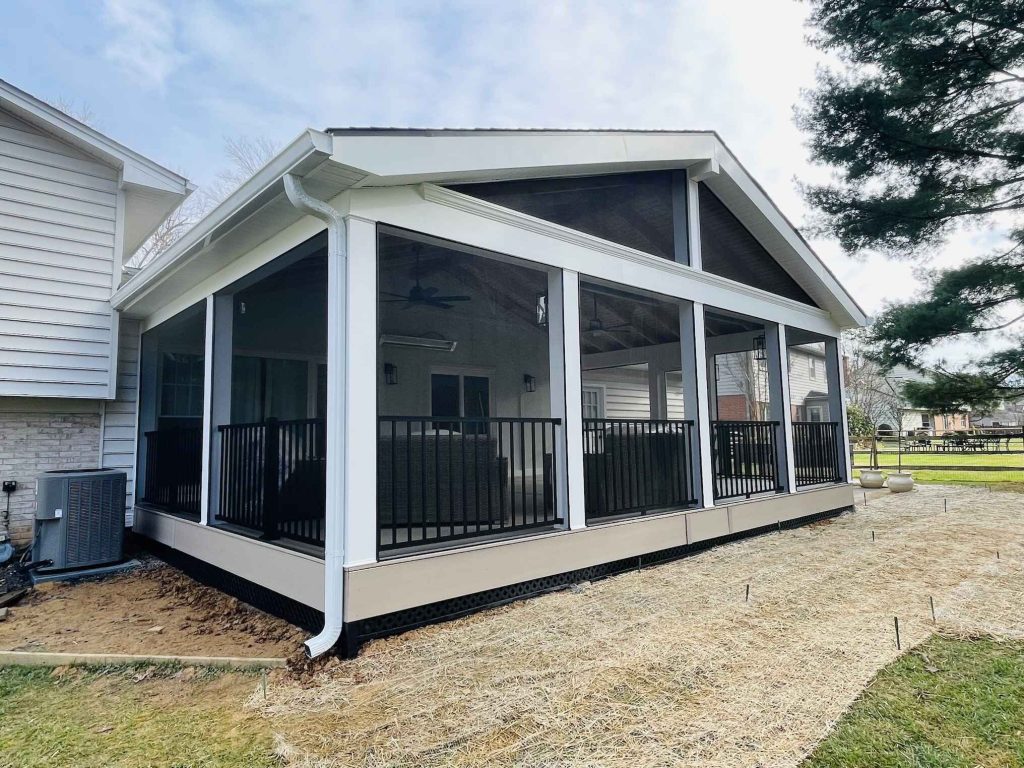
[218,417,326,547]
[711,420,783,501]
[582,419,697,520]
[142,427,203,516]
[792,421,843,487]
[377,416,562,553]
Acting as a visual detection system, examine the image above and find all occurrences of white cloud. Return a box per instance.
[86,0,1013,363]
[102,0,184,89]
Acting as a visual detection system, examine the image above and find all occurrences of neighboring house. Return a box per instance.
[112,128,866,656]
[0,79,191,546]
[875,365,970,436]
[971,403,1024,429]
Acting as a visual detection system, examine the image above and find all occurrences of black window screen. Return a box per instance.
[698,185,818,306]
[450,172,680,261]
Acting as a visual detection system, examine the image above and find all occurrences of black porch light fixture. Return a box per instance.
[384,363,398,385]
[523,374,537,393]
[752,334,767,362]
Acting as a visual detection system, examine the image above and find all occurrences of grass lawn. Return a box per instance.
[852,447,1024,485]
[0,664,277,768]
[803,636,1024,768]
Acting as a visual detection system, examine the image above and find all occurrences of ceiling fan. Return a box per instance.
[380,253,472,310]
[582,294,633,337]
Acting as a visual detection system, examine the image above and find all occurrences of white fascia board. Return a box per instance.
[0,78,190,197]
[710,141,868,329]
[112,129,334,314]
[329,130,719,186]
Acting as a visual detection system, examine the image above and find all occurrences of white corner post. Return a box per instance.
[684,302,715,507]
[207,293,234,524]
[824,335,851,481]
[557,270,586,530]
[767,323,797,493]
[283,173,347,658]
[199,295,215,524]
[685,172,703,270]
[342,215,379,567]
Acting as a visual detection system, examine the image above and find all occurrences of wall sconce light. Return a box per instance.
[535,293,548,328]
[384,363,398,385]
[523,374,537,393]
[752,334,767,362]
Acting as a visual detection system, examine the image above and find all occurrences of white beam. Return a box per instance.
[199,295,214,524]
[343,217,379,566]
[769,324,797,492]
[685,303,715,507]
[559,270,587,530]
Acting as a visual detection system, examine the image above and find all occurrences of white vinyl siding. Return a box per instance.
[0,107,118,399]
[101,318,140,519]
[582,367,650,419]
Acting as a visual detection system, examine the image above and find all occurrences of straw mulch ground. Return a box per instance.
[255,485,1024,767]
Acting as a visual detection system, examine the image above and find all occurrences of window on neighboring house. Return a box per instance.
[159,352,204,418]
[808,357,818,380]
[431,373,491,434]
[921,413,932,428]
[807,405,824,423]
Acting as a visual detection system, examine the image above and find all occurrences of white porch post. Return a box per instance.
[343,216,379,566]
[824,335,851,481]
[767,323,797,492]
[684,302,715,507]
[199,295,214,524]
[207,292,234,523]
[558,270,587,530]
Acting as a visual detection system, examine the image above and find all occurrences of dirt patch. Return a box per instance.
[255,485,1024,768]
[0,564,305,658]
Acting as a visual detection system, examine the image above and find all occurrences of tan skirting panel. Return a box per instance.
[133,507,326,611]
[344,484,853,621]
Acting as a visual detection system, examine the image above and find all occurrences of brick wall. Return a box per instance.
[0,400,101,547]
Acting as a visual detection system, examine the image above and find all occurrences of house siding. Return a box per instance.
[101,318,141,520]
[0,106,119,400]
[0,397,102,546]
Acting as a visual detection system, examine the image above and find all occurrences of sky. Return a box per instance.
[0,0,1008,354]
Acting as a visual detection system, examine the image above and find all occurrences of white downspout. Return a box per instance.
[283,173,347,658]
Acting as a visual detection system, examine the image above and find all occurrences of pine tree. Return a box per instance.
[800,1,1024,411]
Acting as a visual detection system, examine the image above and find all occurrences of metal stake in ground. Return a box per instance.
[930,596,936,625]
[872,530,875,542]
[894,616,901,650]
[745,584,750,603]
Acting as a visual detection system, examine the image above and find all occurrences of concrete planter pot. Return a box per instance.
[887,472,915,493]
[859,470,886,489]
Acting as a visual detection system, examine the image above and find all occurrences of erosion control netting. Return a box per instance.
[255,485,1024,768]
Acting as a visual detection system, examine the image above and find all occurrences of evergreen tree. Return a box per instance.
[800,1,1024,412]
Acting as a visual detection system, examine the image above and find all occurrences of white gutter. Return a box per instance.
[283,173,347,658]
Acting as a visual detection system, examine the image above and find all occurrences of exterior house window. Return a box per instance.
[159,352,204,418]
[581,386,604,419]
[431,373,491,433]
[808,357,818,380]
[921,413,932,429]
[807,405,824,423]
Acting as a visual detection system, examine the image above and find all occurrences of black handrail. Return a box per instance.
[217,417,326,546]
[792,421,843,487]
[377,416,562,553]
[711,420,783,501]
[142,427,203,516]
[582,419,697,520]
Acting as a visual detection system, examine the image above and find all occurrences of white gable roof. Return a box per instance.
[0,78,192,257]
[115,128,866,329]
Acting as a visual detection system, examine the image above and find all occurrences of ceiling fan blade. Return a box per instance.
[429,295,471,302]
[421,286,439,297]
[380,292,411,299]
